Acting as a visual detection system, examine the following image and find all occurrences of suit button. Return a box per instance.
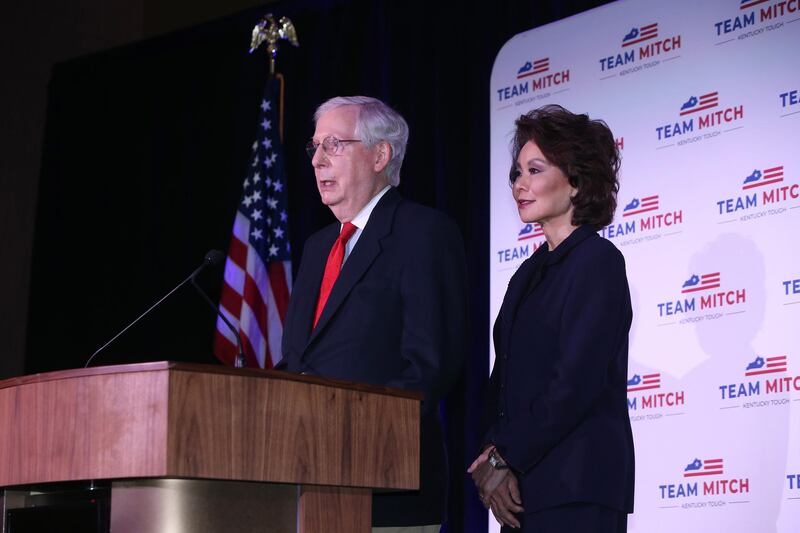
[500,382,505,389]
[499,411,505,418]
[502,353,508,361]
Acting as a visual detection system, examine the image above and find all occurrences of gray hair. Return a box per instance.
[314,96,409,186]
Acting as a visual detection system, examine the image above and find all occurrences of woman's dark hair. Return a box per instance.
[509,104,620,229]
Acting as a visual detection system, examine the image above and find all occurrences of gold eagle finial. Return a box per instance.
[250,14,299,75]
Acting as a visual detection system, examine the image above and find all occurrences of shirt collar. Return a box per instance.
[346,185,392,231]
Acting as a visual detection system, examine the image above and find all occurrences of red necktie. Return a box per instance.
[313,222,357,328]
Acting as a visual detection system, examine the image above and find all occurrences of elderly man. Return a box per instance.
[276,96,467,532]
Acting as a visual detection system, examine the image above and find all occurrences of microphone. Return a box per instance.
[85,250,246,368]
[189,251,247,368]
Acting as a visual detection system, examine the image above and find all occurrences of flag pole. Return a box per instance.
[249,13,297,141]
[277,72,285,143]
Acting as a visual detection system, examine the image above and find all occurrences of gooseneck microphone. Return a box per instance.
[85,250,247,368]
[189,251,247,368]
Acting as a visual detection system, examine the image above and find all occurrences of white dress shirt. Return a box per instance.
[342,185,391,264]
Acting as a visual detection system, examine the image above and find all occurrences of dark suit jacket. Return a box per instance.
[483,225,635,514]
[276,187,467,527]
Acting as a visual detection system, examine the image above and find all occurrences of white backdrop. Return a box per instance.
[488,0,799,531]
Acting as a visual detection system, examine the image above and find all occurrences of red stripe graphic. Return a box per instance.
[517,58,550,78]
[684,458,724,477]
[741,0,768,9]
[745,355,788,376]
[742,166,784,190]
[518,225,545,240]
[623,195,660,217]
[622,23,659,47]
[680,92,719,115]
[628,373,661,392]
[681,273,721,294]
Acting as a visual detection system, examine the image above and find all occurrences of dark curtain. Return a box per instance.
[27,1,611,530]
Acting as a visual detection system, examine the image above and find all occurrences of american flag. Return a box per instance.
[214,78,292,368]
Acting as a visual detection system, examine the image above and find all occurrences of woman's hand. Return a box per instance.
[468,448,524,528]
[487,473,523,529]
[467,446,493,474]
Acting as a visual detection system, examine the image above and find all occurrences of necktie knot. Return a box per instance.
[339,221,357,243]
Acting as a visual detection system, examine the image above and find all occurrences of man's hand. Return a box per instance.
[468,448,524,528]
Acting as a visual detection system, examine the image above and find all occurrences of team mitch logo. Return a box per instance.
[599,21,681,73]
[497,57,570,102]
[657,271,745,318]
[684,458,724,477]
[717,165,798,216]
[656,91,744,141]
[601,193,683,239]
[497,224,544,263]
[517,222,544,241]
[715,0,797,38]
[719,355,799,400]
[660,456,749,500]
[627,370,685,413]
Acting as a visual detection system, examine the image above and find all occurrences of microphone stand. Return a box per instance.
[190,273,247,368]
[85,266,203,368]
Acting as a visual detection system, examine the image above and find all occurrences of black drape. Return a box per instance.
[27,1,611,530]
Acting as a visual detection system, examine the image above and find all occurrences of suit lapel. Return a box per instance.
[497,225,596,352]
[497,244,549,355]
[304,188,400,350]
[292,224,338,350]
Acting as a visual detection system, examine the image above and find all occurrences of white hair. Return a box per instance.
[314,96,409,186]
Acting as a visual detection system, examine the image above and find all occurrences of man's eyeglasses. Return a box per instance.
[305,136,361,159]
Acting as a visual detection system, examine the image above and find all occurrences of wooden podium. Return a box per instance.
[0,362,421,532]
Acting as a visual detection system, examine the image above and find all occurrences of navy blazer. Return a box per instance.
[484,225,635,514]
[276,188,467,526]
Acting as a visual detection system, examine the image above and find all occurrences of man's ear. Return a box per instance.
[374,141,392,173]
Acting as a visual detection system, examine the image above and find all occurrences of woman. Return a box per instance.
[469,105,634,532]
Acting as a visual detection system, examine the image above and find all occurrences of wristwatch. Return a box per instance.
[488,449,509,470]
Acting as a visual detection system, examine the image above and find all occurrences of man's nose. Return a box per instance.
[311,146,328,168]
